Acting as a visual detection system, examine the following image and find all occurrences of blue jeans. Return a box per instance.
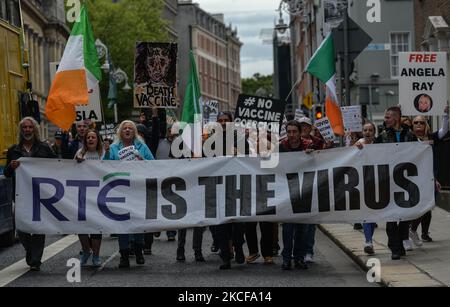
[281,223,307,262]
[118,234,144,250]
[304,224,316,256]
[363,223,376,244]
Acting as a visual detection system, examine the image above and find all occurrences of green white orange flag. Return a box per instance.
[306,33,344,136]
[180,51,203,157]
[45,5,101,131]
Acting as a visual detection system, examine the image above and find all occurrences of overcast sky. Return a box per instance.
[195,0,280,78]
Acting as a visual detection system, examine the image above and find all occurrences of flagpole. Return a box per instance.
[343,1,350,107]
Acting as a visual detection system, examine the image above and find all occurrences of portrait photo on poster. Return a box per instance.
[414,94,433,114]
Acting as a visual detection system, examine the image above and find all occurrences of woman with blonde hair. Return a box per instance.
[104,120,154,268]
[409,107,449,245]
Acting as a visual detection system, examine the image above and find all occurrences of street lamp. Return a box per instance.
[275,10,288,35]
[95,39,131,123]
[279,0,305,16]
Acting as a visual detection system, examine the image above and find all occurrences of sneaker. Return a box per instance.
[80,251,91,266]
[245,253,260,264]
[403,240,413,251]
[409,230,423,247]
[304,254,314,263]
[176,248,186,262]
[195,252,205,262]
[92,255,102,267]
[391,253,401,260]
[421,233,433,242]
[281,260,292,270]
[264,256,274,265]
[364,244,375,255]
[29,265,41,271]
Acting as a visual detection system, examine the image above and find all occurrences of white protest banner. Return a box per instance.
[341,105,362,132]
[399,52,448,116]
[16,143,434,234]
[50,62,103,122]
[118,146,137,161]
[314,117,335,142]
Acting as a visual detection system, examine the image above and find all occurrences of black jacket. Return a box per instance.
[375,127,416,144]
[4,142,56,199]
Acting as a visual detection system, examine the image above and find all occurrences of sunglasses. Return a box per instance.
[413,121,426,125]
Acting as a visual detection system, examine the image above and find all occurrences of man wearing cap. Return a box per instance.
[52,130,64,159]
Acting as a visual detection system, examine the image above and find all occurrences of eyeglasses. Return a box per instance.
[413,121,426,125]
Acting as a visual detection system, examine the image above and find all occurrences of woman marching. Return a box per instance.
[104,120,155,268]
[355,122,377,255]
[408,106,449,246]
[75,129,105,267]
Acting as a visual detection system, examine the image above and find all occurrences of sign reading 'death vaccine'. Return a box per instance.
[50,62,103,122]
[399,52,448,116]
[234,94,286,134]
[134,42,179,109]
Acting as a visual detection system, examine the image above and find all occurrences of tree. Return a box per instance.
[241,73,274,97]
[65,0,169,120]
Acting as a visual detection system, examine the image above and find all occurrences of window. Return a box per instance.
[390,32,410,78]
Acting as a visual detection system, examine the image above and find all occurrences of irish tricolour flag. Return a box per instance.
[306,33,344,136]
[46,5,101,131]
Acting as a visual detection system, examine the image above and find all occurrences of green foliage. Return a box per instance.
[64,0,169,121]
[241,73,274,97]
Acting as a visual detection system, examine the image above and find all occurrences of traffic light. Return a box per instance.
[315,106,323,120]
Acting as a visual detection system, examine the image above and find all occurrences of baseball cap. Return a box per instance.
[297,117,312,126]
[54,130,63,139]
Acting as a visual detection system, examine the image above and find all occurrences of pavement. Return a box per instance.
[320,206,450,287]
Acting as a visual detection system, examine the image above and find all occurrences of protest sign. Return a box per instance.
[315,117,335,142]
[134,42,179,108]
[341,105,362,133]
[399,52,448,116]
[234,94,286,134]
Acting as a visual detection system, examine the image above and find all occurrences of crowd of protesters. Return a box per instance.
[4,104,448,271]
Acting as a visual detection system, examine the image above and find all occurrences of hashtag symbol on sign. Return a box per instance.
[244,98,256,107]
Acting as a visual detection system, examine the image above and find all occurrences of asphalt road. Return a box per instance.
[0,227,378,287]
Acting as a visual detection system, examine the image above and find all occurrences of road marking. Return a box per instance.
[92,251,118,275]
[0,235,78,287]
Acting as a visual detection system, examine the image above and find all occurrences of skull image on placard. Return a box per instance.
[146,46,171,84]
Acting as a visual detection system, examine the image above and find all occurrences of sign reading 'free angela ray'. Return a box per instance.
[399,52,448,116]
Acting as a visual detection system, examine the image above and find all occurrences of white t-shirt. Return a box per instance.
[75,148,103,160]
